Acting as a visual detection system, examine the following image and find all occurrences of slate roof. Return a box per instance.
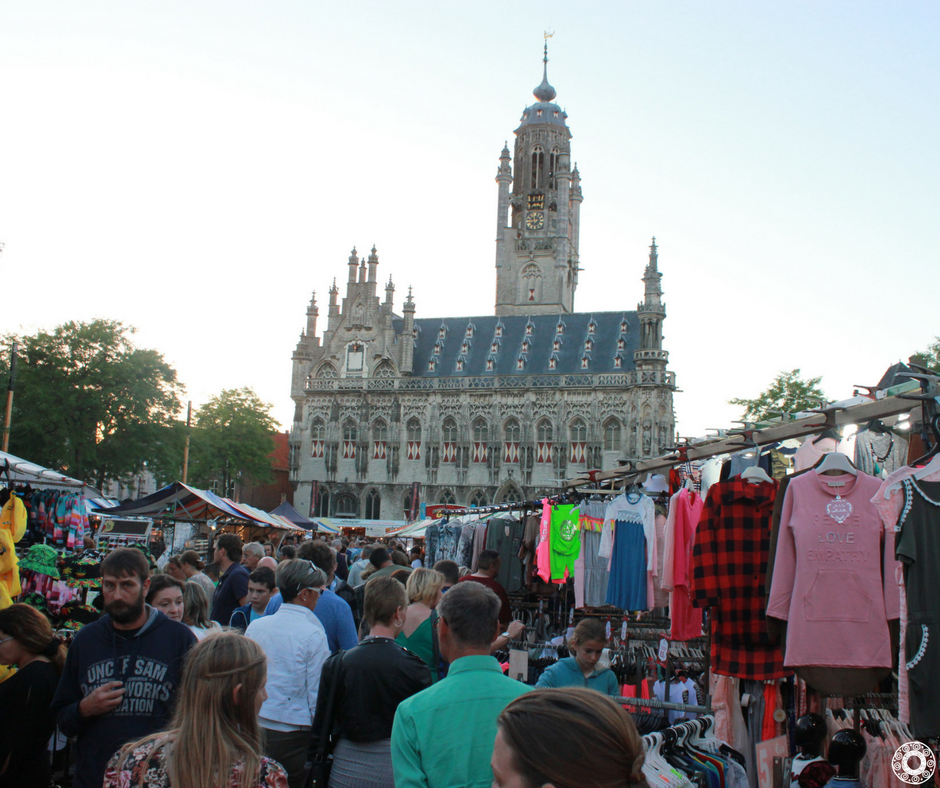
[393,311,640,377]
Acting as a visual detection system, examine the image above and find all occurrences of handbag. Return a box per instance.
[303,650,345,788]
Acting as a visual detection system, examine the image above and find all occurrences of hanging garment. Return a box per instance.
[895,478,940,738]
[664,488,705,641]
[548,504,580,581]
[854,430,909,478]
[599,493,655,611]
[691,478,789,681]
[535,499,552,582]
[767,471,897,670]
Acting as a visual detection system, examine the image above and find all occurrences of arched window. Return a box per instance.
[537,419,553,443]
[372,419,388,459]
[335,494,358,518]
[373,360,396,378]
[549,147,559,189]
[472,419,488,463]
[569,418,588,463]
[604,419,622,452]
[314,488,330,518]
[504,418,521,464]
[315,363,337,379]
[364,489,381,520]
[500,486,522,504]
[310,418,326,458]
[531,145,544,189]
[470,490,488,508]
[407,418,422,460]
[536,419,553,464]
[342,419,358,459]
[442,418,458,463]
[439,489,456,505]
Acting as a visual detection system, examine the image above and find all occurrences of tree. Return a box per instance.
[187,388,278,496]
[0,320,184,489]
[910,337,940,374]
[729,369,827,423]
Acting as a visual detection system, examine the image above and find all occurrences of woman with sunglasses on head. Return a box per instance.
[0,604,67,788]
[245,559,330,788]
[313,575,431,788]
[104,631,288,788]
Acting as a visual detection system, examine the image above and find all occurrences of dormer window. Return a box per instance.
[438,327,446,339]
[617,338,625,350]
[549,357,557,370]
[613,357,622,369]
[516,357,525,370]
[433,342,442,355]
[587,322,596,335]
[556,323,565,335]
[584,339,593,352]
[456,359,464,371]
[429,360,436,371]
[553,339,561,352]
[620,320,629,333]
[486,358,494,372]
[581,357,589,369]
[495,325,503,337]
[525,324,533,337]
[491,341,499,353]
[465,325,473,338]
[461,342,469,354]
[522,339,530,352]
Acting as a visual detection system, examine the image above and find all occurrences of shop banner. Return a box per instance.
[408,482,420,522]
[310,481,319,518]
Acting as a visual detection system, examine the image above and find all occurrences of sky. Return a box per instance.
[1,1,938,439]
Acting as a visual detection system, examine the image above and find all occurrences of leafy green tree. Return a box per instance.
[729,369,827,422]
[187,388,277,496]
[910,337,940,374]
[0,320,184,489]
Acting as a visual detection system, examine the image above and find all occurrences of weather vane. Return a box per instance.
[544,29,554,40]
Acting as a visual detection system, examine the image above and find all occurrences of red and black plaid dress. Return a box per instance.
[691,478,790,680]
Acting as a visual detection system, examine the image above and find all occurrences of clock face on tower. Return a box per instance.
[526,211,545,231]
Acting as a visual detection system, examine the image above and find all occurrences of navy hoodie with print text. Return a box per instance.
[51,606,196,788]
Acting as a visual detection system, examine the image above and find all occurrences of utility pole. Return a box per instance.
[2,342,17,453]
[181,401,192,484]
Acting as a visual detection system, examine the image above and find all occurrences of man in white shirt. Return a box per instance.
[246,559,329,788]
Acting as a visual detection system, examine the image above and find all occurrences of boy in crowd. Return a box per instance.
[229,566,277,631]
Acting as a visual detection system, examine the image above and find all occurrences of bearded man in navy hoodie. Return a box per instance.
[51,547,197,788]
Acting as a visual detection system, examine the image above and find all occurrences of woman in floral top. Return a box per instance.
[104,631,288,788]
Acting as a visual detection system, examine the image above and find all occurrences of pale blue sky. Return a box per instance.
[1,2,937,438]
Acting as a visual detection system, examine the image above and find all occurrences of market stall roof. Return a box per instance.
[91,481,304,530]
[387,517,447,538]
[269,501,318,531]
[0,450,103,497]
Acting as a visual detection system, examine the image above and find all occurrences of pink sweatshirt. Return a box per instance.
[766,471,900,668]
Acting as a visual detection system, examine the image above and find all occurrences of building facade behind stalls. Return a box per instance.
[289,53,677,520]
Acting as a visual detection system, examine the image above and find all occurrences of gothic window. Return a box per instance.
[470,490,488,508]
[365,489,381,519]
[342,419,358,459]
[335,494,358,518]
[310,418,325,458]
[604,419,622,452]
[372,419,388,459]
[345,343,364,377]
[373,360,396,378]
[570,418,588,463]
[406,418,422,460]
[531,145,544,189]
[314,488,330,517]
[472,419,488,463]
[439,489,456,505]
[504,418,521,464]
[315,363,337,379]
[522,263,541,303]
[442,418,458,463]
[500,486,522,504]
[537,419,553,443]
[549,147,559,189]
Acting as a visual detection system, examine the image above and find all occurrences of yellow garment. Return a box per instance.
[0,494,26,543]
[0,663,15,684]
[0,574,12,610]
[0,530,20,599]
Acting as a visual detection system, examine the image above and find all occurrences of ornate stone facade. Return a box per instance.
[288,53,677,520]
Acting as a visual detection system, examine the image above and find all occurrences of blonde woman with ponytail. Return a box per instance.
[104,631,288,788]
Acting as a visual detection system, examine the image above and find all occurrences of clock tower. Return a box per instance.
[494,44,582,316]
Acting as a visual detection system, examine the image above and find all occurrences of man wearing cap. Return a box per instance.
[245,559,329,788]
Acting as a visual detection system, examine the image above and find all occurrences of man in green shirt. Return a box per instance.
[391,581,530,788]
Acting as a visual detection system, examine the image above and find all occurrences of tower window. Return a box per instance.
[531,145,544,189]
[549,148,559,189]
[528,288,535,301]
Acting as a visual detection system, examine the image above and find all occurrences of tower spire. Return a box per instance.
[533,36,556,103]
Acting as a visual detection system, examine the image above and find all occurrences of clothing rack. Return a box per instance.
[440,501,540,517]
[619,695,712,714]
[565,388,925,489]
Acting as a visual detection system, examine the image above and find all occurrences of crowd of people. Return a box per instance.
[0,532,648,788]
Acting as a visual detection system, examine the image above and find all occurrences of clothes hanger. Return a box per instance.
[814,451,858,476]
[740,466,773,484]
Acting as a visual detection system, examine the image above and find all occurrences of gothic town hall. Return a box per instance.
[288,53,677,521]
